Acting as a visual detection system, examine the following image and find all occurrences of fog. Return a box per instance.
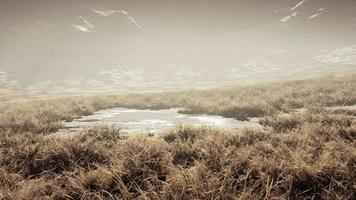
[1,0,356,92]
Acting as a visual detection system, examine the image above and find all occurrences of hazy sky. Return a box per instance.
[1,0,356,85]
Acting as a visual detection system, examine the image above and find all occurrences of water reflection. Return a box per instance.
[62,108,261,134]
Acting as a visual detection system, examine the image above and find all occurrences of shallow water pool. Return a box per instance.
[61,108,261,134]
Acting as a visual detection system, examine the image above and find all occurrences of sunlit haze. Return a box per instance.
[1,0,356,93]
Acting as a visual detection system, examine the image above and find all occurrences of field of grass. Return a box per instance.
[0,75,355,199]
[1,75,355,134]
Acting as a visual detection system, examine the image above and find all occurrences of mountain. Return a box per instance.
[0,0,355,91]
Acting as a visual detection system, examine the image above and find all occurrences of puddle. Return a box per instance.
[59,108,261,135]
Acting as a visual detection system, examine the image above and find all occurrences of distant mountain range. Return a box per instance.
[0,0,355,92]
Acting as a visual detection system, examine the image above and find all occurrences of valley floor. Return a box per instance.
[0,75,355,199]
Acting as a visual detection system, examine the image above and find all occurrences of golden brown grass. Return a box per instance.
[0,110,355,199]
[1,75,355,134]
[0,75,355,199]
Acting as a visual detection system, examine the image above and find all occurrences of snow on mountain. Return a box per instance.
[318,45,356,65]
[280,12,298,24]
[100,68,144,87]
[0,71,18,87]
[290,0,308,11]
[243,60,282,72]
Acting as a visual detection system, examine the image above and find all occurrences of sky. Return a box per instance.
[0,0,356,89]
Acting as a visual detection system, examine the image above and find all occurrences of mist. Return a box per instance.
[1,0,356,93]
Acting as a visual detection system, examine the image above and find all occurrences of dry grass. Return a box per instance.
[0,75,355,199]
[1,75,355,134]
[0,110,355,199]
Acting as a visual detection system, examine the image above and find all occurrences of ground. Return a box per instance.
[0,75,355,200]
